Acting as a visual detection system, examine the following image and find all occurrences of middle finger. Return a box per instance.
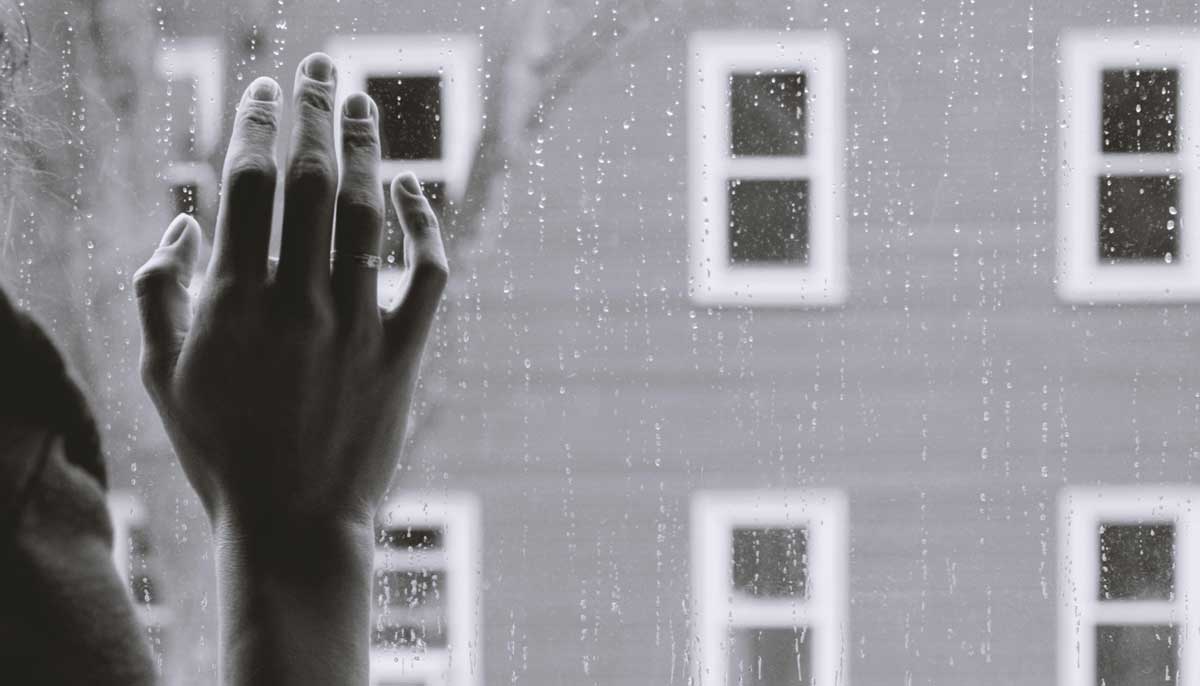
[276,52,339,299]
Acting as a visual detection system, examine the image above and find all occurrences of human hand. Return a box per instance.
[133,54,447,535]
[133,52,448,685]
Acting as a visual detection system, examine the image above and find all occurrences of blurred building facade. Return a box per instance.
[11,1,1200,685]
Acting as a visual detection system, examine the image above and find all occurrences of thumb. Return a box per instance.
[133,214,201,389]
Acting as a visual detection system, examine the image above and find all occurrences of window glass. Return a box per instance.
[732,527,808,598]
[8,7,1200,686]
[368,75,442,161]
[1095,625,1178,686]
[728,627,814,686]
[169,181,198,216]
[1059,33,1200,301]
[1098,175,1179,263]
[164,76,200,160]
[1102,68,1177,154]
[730,72,806,157]
[727,179,809,265]
[1098,523,1175,601]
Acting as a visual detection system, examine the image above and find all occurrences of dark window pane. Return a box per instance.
[170,182,198,215]
[368,75,442,160]
[733,527,808,598]
[1096,625,1177,686]
[131,574,161,605]
[382,180,446,267]
[1102,68,1178,154]
[165,76,200,159]
[730,72,806,157]
[374,570,445,609]
[378,525,444,551]
[1098,175,1179,263]
[729,627,814,686]
[1099,523,1175,601]
[371,620,448,650]
[128,524,154,558]
[728,179,809,265]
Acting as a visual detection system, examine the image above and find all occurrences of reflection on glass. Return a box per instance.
[730,72,807,157]
[367,75,442,160]
[1096,624,1177,686]
[1098,523,1175,601]
[729,627,813,686]
[1098,175,1179,263]
[732,527,808,598]
[1102,68,1178,154]
[728,179,809,265]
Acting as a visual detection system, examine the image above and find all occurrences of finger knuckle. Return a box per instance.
[341,119,380,151]
[237,101,280,136]
[402,204,439,234]
[413,254,450,289]
[278,291,335,333]
[227,153,278,191]
[200,276,245,311]
[338,189,385,227]
[296,84,335,115]
[286,153,337,193]
[132,261,177,297]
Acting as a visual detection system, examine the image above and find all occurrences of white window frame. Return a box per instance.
[687,31,846,307]
[107,491,172,629]
[692,489,848,686]
[1058,486,1200,686]
[326,34,481,199]
[326,34,481,308]
[155,37,222,214]
[1058,30,1200,303]
[371,492,482,686]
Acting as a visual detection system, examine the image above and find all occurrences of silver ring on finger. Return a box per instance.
[330,251,382,270]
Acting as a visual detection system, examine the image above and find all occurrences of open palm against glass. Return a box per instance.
[133,52,448,685]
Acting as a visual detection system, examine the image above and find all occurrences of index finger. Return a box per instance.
[208,77,282,288]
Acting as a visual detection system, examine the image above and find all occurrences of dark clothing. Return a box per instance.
[0,288,154,685]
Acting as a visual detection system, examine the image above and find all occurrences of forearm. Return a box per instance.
[213,516,375,686]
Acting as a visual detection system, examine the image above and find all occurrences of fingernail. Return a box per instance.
[344,92,373,119]
[160,214,190,248]
[397,172,421,196]
[302,53,334,82]
[248,76,280,102]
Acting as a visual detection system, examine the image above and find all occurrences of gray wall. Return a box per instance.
[27,1,1200,684]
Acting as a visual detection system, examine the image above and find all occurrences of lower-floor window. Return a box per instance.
[371,492,482,686]
[1059,487,1196,686]
[692,490,848,686]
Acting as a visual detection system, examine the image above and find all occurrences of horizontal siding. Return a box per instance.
[44,0,1200,684]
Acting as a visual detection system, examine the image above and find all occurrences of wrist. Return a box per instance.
[213,510,375,582]
[211,510,375,686]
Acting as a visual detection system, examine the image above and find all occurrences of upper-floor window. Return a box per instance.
[1059,487,1196,686]
[688,31,846,307]
[692,490,848,686]
[155,37,222,219]
[1059,31,1200,302]
[371,492,481,686]
[326,35,481,307]
[108,492,171,659]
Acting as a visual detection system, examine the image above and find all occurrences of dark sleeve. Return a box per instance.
[0,286,105,536]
